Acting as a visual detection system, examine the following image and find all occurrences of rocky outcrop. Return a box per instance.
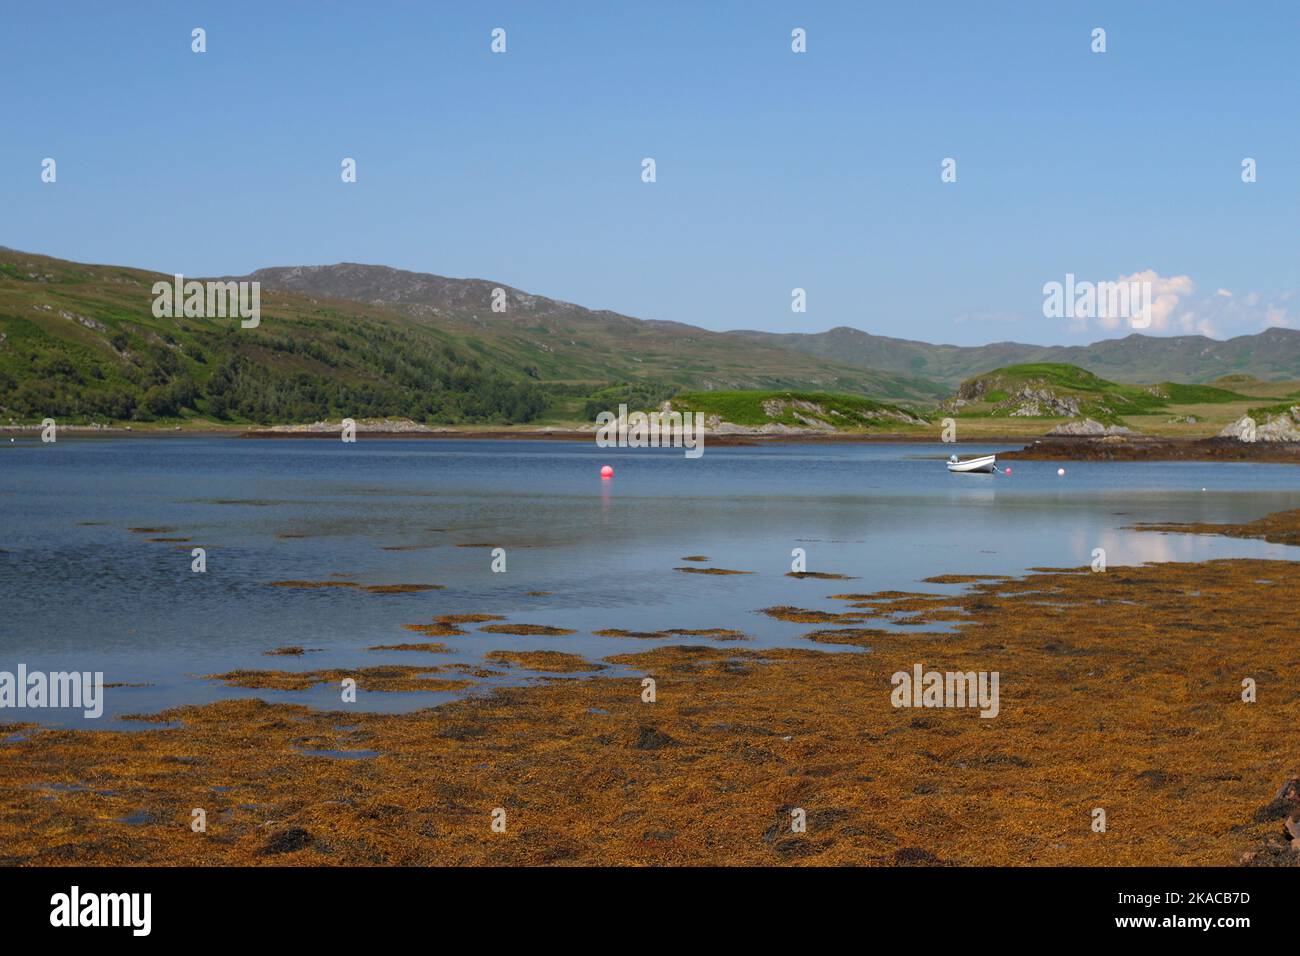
[1255,407,1300,441]
[760,398,838,430]
[706,416,829,435]
[1047,418,1133,437]
[958,377,1084,418]
[697,398,927,434]
[58,309,107,333]
[1003,387,1082,417]
[1220,407,1300,442]
[1240,777,1300,866]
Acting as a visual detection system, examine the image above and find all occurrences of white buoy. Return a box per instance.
[1057,467,1066,476]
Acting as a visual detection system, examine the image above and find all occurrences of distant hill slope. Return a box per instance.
[731,326,1300,388]
[239,264,946,404]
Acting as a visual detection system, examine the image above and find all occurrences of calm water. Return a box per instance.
[2,437,1297,726]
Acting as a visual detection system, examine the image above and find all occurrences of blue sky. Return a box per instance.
[4,1,1297,345]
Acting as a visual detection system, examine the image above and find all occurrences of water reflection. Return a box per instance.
[1,438,1296,725]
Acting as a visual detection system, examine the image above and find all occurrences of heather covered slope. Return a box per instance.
[0,250,547,425]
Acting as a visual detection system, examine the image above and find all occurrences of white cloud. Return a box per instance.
[1069,270,1193,333]
[1175,311,1219,337]
[1129,270,1193,333]
[1053,270,1294,339]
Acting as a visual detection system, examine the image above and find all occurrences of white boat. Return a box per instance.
[946,453,997,474]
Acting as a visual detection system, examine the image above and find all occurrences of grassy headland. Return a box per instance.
[944,363,1261,429]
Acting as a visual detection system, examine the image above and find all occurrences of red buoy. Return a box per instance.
[600,465,614,479]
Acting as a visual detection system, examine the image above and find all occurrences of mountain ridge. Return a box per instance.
[3,247,1297,430]
[235,260,1300,387]
[727,325,1300,388]
[230,261,947,402]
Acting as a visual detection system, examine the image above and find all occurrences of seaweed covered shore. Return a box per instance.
[1003,435,1300,463]
[1131,508,1300,547]
[1,514,1299,866]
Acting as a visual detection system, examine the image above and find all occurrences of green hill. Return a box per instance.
[949,363,1256,426]
[0,251,548,426]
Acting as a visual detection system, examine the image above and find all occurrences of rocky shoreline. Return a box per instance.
[1002,435,1300,463]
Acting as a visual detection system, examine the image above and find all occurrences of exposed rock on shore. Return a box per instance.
[1047,418,1132,437]
[1219,406,1300,442]
[1241,778,1300,866]
[252,418,455,434]
[705,417,832,435]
